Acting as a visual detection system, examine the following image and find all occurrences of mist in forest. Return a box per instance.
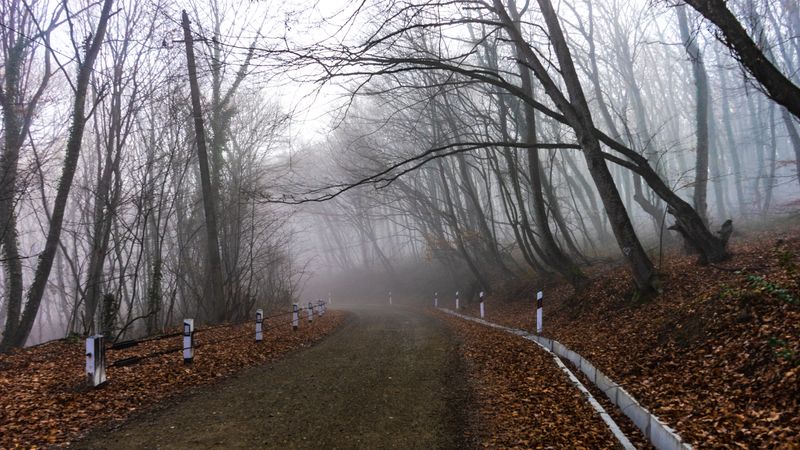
[1,0,798,349]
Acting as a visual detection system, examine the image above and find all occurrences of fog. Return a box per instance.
[1,0,798,348]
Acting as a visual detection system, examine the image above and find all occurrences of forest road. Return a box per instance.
[74,305,470,450]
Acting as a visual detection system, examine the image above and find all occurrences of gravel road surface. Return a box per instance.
[75,306,470,449]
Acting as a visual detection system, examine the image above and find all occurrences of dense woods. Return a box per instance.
[1,0,799,349]
[296,0,797,298]
[1,0,297,349]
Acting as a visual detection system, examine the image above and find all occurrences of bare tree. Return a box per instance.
[180,9,226,323]
[677,4,711,225]
[1,0,114,350]
[682,0,800,120]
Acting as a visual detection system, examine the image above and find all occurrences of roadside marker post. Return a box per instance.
[455,290,460,310]
[536,291,543,334]
[389,291,392,305]
[479,291,485,318]
[255,309,263,342]
[85,335,107,387]
[328,292,332,306]
[434,292,438,308]
[292,304,299,330]
[308,302,314,323]
[318,300,325,316]
[183,319,194,364]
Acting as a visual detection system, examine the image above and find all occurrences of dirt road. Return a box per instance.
[75,306,470,449]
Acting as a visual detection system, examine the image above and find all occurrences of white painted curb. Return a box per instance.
[440,308,692,450]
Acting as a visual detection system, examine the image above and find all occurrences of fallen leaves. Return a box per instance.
[0,311,345,448]
[436,311,619,449]
[458,225,800,447]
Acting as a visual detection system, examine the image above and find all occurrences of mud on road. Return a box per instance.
[74,306,471,449]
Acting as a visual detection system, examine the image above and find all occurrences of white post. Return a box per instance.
[255,309,263,342]
[308,302,314,323]
[328,292,332,306]
[434,291,438,308]
[536,291,543,334]
[183,319,194,364]
[85,335,107,387]
[479,291,485,319]
[318,300,325,316]
[389,291,392,305]
[455,290,460,310]
[292,303,299,331]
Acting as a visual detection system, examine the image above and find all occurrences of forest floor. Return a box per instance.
[454,221,800,448]
[71,305,636,450]
[0,310,344,448]
[3,223,798,448]
[434,311,632,449]
[3,304,641,449]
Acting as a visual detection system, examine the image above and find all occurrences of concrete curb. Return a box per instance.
[440,309,634,450]
[439,308,692,450]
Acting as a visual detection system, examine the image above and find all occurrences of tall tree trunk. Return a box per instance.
[563,154,608,241]
[507,2,587,287]
[496,0,656,292]
[717,54,747,210]
[747,93,766,210]
[0,4,57,346]
[1,0,115,350]
[683,0,800,120]
[476,35,548,272]
[0,42,27,346]
[678,4,710,226]
[182,10,226,323]
[453,146,514,277]
[436,159,492,292]
[83,78,126,334]
[708,107,728,222]
[762,103,778,216]
[763,0,800,187]
[781,110,800,186]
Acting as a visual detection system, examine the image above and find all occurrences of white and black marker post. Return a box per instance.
[479,291,485,318]
[85,335,107,387]
[183,319,194,364]
[255,309,263,342]
[292,303,299,331]
[389,291,392,305]
[455,290,460,310]
[328,292,332,306]
[434,291,438,308]
[308,302,314,323]
[319,300,325,316]
[536,291,543,334]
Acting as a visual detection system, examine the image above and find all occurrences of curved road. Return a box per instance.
[76,306,470,449]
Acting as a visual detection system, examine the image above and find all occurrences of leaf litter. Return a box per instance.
[0,311,345,448]
[455,226,800,448]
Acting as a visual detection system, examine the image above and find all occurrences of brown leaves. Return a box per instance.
[0,311,344,448]
[437,312,619,449]
[458,227,800,447]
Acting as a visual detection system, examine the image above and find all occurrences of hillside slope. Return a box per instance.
[462,226,799,447]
